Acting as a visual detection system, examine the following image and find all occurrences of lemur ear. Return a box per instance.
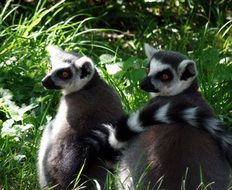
[75,56,95,79]
[46,45,64,57]
[144,43,158,60]
[178,60,197,81]
[46,45,67,68]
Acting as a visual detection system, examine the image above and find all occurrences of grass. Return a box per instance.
[0,0,231,189]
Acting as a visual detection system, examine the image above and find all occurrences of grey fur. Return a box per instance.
[37,47,124,190]
[112,45,231,190]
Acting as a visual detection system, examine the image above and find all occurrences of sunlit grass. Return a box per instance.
[0,0,231,189]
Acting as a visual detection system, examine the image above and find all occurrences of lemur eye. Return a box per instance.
[61,71,69,78]
[56,68,72,80]
[160,73,170,80]
[156,69,173,82]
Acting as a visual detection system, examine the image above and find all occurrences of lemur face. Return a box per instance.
[42,46,95,95]
[141,44,197,96]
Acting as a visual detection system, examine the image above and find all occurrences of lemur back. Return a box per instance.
[122,123,229,190]
[120,93,230,190]
[106,44,231,190]
[37,46,124,190]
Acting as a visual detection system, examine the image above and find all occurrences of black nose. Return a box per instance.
[140,76,159,92]
[42,76,61,90]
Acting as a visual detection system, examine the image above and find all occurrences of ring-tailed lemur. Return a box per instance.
[37,45,200,190]
[105,44,231,190]
[38,45,231,189]
[37,46,125,190]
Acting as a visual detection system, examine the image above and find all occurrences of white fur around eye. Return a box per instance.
[46,46,96,95]
[148,58,198,97]
[148,59,171,76]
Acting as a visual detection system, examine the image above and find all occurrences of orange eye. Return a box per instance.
[156,70,173,82]
[61,71,69,78]
[56,68,72,80]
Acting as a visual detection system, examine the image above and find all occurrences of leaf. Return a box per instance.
[1,119,16,137]
[2,118,14,128]
[105,63,122,75]
[99,54,115,65]
[20,124,34,132]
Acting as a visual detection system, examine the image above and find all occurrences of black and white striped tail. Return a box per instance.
[104,102,200,148]
[104,102,232,166]
[84,127,122,162]
[203,118,232,167]
[83,129,109,151]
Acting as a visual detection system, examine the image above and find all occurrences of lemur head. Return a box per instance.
[140,44,198,97]
[42,46,95,95]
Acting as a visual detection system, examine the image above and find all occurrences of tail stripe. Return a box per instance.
[154,103,171,123]
[181,107,198,127]
[105,101,232,169]
[127,111,144,132]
